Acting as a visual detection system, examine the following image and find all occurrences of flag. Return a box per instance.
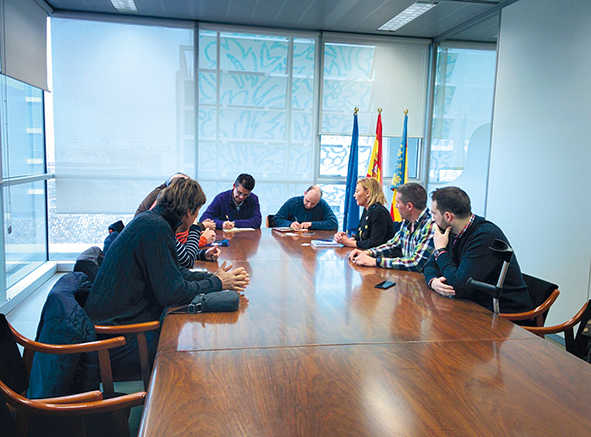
[390,110,409,221]
[366,111,383,183]
[343,111,360,233]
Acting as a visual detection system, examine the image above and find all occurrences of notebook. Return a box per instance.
[310,239,343,248]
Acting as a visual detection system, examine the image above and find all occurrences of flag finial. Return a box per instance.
[354,107,359,115]
[404,109,408,115]
[378,107,382,114]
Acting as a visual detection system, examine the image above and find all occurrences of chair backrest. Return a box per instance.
[0,314,27,394]
[570,300,591,360]
[523,273,558,324]
[28,272,99,399]
[266,214,275,228]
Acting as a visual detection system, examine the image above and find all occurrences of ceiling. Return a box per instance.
[45,0,504,42]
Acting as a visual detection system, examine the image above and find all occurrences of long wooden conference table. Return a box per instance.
[140,229,591,436]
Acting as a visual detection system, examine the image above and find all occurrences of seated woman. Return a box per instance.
[133,172,216,267]
[334,177,394,249]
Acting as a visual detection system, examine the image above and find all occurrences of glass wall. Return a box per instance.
[198,29,317,221]
[0,74,48,297]
[427,45,497,215]
[48,19,195,259]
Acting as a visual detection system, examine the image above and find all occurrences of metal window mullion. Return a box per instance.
[286,37,293,184]
[194,22,200,179]
[313,32,324,185]
[422,42,438,189]
[215,31,221,177]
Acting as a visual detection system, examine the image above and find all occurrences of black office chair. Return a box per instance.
[266,214,275,228]
[499,273,560,327]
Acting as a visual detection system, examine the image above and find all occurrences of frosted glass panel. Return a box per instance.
[320,38,428,137]
[197,29,317,222]
[427,47,497,216]
[51,18,195,214]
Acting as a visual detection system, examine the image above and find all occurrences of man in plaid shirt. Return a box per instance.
[349,183,435,271]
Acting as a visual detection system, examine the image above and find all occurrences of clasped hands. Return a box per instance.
[215,261,250,292]
[348,249,376,267]
[334,231,356,248]
[290,221,312,231]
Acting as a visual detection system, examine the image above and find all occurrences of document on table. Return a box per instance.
[311,239,343,248]
[223,227,257,232]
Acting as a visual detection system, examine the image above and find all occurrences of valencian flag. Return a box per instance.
[343,109,360,234]
[390,109,409,221]
[366,109,383,183]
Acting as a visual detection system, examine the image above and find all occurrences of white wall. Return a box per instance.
[488,0,591,326]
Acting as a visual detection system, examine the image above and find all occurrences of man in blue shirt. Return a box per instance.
[274,185,338,230]
[200,174,262,230]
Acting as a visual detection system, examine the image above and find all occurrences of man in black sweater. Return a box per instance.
[85,178,249,378]
[423,186,532,313]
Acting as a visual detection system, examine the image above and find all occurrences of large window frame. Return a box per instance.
[0,75,51,307]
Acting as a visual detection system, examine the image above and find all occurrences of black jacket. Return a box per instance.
[85,205,222,325]
[355,203,395,250]
[423,215,532,313]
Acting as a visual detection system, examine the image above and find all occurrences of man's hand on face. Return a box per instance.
[433,224,451,250]
[430,276,455,297]
[204,246,220,261]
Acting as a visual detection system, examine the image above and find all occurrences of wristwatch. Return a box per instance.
[433,248,447,259]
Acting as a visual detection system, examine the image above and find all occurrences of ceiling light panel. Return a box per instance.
[378,1,437,32]
[110,0,137,13]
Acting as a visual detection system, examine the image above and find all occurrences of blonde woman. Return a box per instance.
[335,177,394,249]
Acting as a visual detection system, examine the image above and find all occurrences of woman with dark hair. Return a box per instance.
[334,177,394,249]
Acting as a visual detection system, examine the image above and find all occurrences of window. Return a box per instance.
[0,74,47,297]
[427,45,497,215]
[48,18,195,258]
[197,29,317,220]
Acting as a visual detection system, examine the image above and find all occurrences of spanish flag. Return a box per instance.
[390,110,409,221]
[366,110,383,183]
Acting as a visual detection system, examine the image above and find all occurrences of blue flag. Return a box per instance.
[343,113,359,233]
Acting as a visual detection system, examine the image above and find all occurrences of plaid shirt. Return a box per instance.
[367,208,435,271]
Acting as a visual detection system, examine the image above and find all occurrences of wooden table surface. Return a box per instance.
[140,229,591,436]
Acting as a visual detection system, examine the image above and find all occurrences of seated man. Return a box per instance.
[273,185,338,230]
[85,177,249,377]
[349,183,435,271]
[200,173,262,230]
[423,186,533,313]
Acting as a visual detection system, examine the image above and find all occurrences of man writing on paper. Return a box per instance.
[85,178,250,377]
[349,183,435,271]
[423,186,532,313]
[199,173,262,230]
[273,185,338,230]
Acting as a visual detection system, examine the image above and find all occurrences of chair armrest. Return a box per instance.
[94,321,160,335]
[40,390,103,405]
[26,392,146,415]
[8,323,126,354]
[525,300,590,336]
[499,289,560,322]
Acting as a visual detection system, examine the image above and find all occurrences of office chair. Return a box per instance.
[0,314,145,437]
[525,299,591,361]
[499,273,560,327]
